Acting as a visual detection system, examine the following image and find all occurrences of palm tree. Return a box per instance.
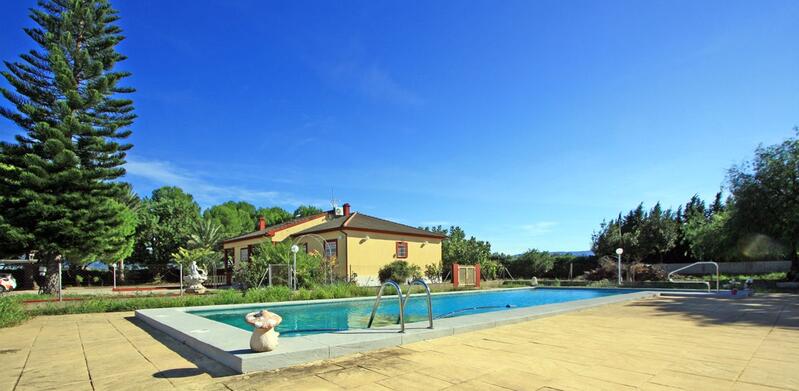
[187,218,225,286]
[188,218,225,250]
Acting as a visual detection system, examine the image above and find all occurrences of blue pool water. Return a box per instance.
[189,288,632,336]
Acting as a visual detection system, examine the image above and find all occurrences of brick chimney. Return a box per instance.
[343,203,351,216]
[257,216,266,230]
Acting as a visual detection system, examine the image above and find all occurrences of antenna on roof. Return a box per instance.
[331,188,344,216]
[330,188,339,209]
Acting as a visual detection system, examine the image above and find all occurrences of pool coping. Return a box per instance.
[135,288,660,373]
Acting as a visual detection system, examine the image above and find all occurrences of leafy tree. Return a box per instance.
[639,203,679,263]
[727,129,799,277]
[420,226,491,274]
[293,205,324,217]
[130,187,200,273]
[683,208,734,261]
[0,0,135,293]
[507,249,555,278]
[256,207,292,226]
[591,216,625,259]
[593,203,680,266]
[203,201,256,238]
[667,195,708,261]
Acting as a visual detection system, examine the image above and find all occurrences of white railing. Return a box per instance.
[207,275,227,287]
[667,261,719,293]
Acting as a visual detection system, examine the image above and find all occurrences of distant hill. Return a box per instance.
[548,250,595,257]
[511,250,595,258]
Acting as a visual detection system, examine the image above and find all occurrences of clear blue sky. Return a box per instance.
[1,1,797,254]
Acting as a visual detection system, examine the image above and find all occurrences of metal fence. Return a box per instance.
[267,264,293,287]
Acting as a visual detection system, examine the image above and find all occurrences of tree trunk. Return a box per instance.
[118,259,125,282]
[790,244,799,281]
[22,262,38,290]
[39,255,61,295]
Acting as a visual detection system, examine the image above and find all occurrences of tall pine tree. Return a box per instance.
[0,0,135,293]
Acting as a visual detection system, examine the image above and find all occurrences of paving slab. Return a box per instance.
[0,293,797,390]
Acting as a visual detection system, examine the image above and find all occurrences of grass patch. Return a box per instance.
[698,272,787,282]
[0,296,30,328]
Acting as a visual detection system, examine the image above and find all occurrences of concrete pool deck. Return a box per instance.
[2,294,798,390]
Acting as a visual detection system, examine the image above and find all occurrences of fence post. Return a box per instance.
[475,263,481,288]
[452,263,460,288]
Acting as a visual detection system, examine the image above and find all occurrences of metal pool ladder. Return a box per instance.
[367,280,405,332]
[367,279,434,333]
[403,278,433,329]
[667,261,719,293]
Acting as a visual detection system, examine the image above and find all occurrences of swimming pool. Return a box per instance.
[189,288,634,336]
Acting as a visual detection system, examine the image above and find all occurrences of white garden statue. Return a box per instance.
[183,261,208,294]
[245,310,282,352]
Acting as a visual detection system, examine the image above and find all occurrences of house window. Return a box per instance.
[325,239,337,258]
[240,247,249,262]
[396,242,408,258]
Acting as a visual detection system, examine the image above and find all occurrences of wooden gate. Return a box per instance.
[452,263,481,288]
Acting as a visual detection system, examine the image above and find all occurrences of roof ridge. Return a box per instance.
[355,212,431,232]
[342,211,358,227]
[223,212,329,243]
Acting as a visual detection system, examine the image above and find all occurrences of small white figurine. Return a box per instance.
[245,310,282,352]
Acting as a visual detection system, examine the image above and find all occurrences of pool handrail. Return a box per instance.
[667,261,719,293]
[402,278,433,329]
[367,280,405,332]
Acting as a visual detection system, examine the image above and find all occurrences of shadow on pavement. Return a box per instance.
[628,293,799,329]
[125,316,238,378]
[153,368,207,379]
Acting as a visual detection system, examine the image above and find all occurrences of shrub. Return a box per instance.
[587,279,614,287]
[629,263,667,281]
[378,260,421,283]
[582,256,618,281]
[233,256,270,290]
[424,262,442,282]
[238,241,328,290]
[480,259,501,280]
[244,286,294,303]
[75,275,84,287]
[0,296,29,328]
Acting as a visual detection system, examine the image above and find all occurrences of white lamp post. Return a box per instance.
[615,248,624,286]
[111,262,117,291]
[290,244,300,291]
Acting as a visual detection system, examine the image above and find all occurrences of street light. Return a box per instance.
[615,248,624,286]
[290,244,300,291]
[111,262,116,291]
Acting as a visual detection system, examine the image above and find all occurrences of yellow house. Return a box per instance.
[221,203,444,286]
